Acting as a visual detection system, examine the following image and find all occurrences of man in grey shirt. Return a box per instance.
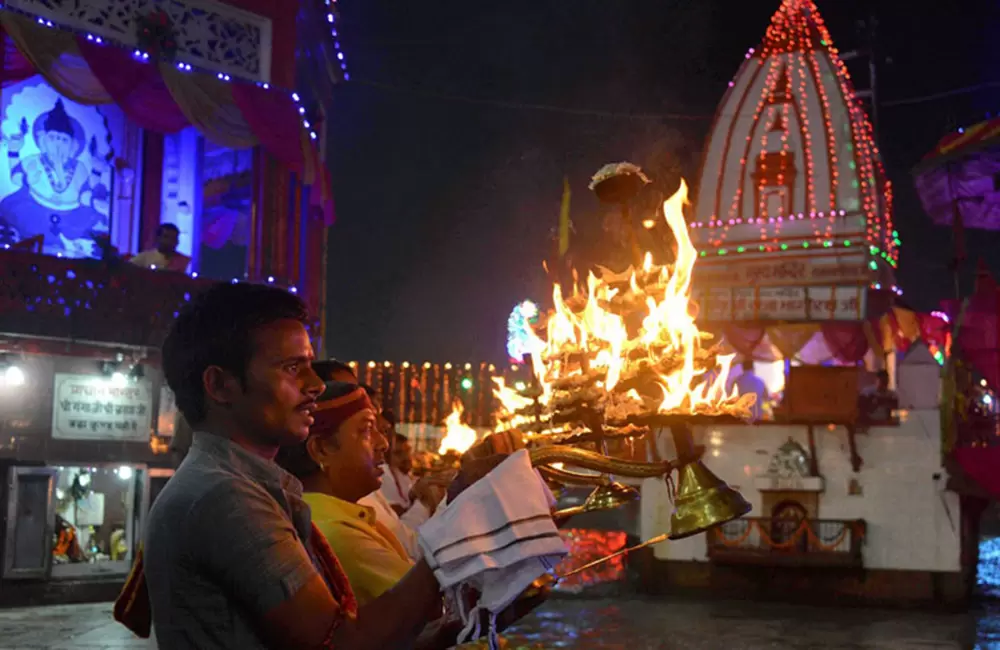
[144,283,462,649]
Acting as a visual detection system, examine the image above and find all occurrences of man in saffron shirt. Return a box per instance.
[143,283,461,649]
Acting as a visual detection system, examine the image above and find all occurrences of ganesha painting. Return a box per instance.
[0,80,118,258]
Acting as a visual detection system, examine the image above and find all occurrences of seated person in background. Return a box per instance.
[381,428,420,515]
[360,414,448,561]
[859,369,898,424]
[728,358,768,421]
[129,223,190,272]
[53,514,86,563]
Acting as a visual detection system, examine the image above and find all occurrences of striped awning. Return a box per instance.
[919,117,1000,168]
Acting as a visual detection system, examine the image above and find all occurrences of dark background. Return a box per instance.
[324,0,1000,364]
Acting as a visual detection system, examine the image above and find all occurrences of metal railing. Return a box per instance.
[0,250,321,349]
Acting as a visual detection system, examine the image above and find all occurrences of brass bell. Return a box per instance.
[668,460,751,540]
[553,481,640,519]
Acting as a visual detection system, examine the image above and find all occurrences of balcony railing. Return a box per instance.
[707,517,865,568]
[0,250,216,349]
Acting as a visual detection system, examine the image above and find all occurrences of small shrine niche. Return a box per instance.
[754,437,824,519]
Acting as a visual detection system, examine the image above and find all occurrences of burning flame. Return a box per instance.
[493,179,754,429]
[438,399,479,454]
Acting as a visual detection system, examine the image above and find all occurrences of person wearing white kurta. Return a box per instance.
[359,484,431,561]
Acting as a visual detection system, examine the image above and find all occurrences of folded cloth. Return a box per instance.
[417,449,566,649]
[113,523,358,639]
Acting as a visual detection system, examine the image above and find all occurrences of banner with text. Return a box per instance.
[51,374,153,441]
[693,285,866,322]
[693,254,869,288]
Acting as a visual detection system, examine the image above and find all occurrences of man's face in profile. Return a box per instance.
[229,320,325,447]
[391,439,413,474]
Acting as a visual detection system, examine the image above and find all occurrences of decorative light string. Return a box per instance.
[343,361,502,425]
[11,6,330,144]
[805,0,896,262]
[698,235,899,268]
[790,5,833,244]
[322,0,350,81]
[691,209,848,228]
[711,44,782,248]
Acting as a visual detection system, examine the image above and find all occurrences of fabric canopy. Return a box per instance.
[913,116,1000,232]
[716,307,944,364]
[720,322,873,364]
[0,11,334,223]
[955,262,1000,389]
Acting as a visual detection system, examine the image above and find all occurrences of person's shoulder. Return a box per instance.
[129,250,154,266]
[146,463,232,534]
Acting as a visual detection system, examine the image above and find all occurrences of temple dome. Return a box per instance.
[691,0,897,276]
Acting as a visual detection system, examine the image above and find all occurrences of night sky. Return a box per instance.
[324,0,1000,364]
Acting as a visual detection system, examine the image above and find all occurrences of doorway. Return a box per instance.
[771,500,808,552]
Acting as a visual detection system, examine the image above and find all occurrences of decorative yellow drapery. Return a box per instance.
[765,323,820,359]
[5,10,259,150]
[1,13,111,105]
[158,65,258,150]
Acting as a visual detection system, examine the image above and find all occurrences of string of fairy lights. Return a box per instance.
[346,359,528,427]
[698,0,897,272]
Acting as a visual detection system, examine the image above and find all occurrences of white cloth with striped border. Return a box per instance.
[417,449,566,648]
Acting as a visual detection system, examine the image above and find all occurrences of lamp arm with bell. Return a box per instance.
[533,424,751,540]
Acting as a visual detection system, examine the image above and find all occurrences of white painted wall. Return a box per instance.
[641,410,961,572]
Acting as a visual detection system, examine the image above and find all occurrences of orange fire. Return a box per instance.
[438,399,479,454]
[494,179,754,430]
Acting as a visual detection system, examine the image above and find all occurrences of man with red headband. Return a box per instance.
[276,381,548,646]
[276,383,422,608]
[311,360,446,559]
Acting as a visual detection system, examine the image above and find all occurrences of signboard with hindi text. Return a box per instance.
[693,285,866,322]
[693,253,870,288]
[51,374,152,442]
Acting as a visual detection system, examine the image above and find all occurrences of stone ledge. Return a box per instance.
[753,475,825,492]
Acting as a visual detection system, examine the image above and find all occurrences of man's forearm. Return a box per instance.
[326,560,441,650]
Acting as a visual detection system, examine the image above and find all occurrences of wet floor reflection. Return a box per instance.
[979,536,1000,599]
[0,598,996,648]
[502,597,994,649]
